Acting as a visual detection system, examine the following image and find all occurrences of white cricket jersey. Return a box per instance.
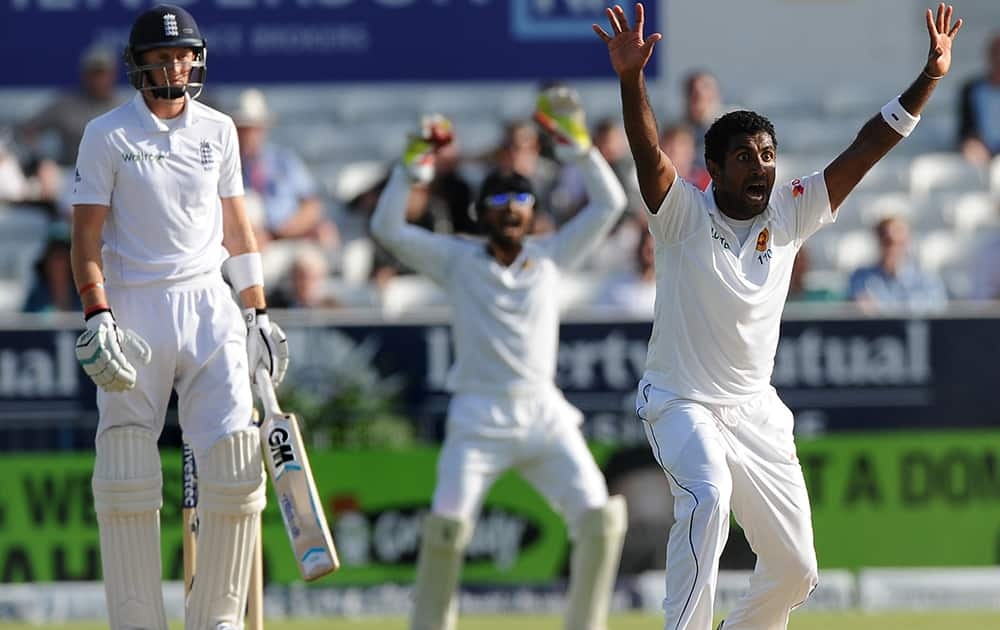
[644,171,836,404]
[72,92,244,287]
[371,149,626,396]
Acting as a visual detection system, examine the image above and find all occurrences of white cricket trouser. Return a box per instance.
[433,389,609,535]
[635,380,818,630]
[97,275,253,457]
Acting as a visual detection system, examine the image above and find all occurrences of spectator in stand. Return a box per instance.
[970,199,1000,300]
[787,247,841,303]
[23,222,80,314]
[848,216,947,313]
[429,125,476,235]
[683,70,723,167]
[267,246,338,309]
[957,33,1000,166]
[0,133,60,207]
[18,45,125,168]
[597,228,656,317]
[659,123,711,191]
[493,119,559,224]
[552,117,643,223]
[232,88,337,248]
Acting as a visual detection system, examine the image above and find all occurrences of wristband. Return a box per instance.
[880,97,920,138]
[922,69,945,80]
[79,281,105,296]
[84,304,112,320]
[242,306,268,328]
[226,252,265,294]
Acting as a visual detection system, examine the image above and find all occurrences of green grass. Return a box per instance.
[3,612,1000,630]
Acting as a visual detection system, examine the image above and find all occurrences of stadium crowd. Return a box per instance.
[2,34,999,318]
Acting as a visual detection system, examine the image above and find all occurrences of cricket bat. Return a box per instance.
[181,441,198,595]
[254,368,340,581]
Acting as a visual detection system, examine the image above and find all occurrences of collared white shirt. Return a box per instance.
[73,92,243,287]
[644,171,835,404]
[370,150,626,397]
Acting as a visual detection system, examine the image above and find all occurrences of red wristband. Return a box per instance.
[79,281,105,296]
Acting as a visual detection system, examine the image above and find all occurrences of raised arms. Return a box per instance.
[593,3,673,213]
[824,3,963,212]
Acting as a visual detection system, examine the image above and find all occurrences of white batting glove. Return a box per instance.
[402,114,454,184]
[534,85,593,162]
[244,308,289,387]
[75,311,152,393]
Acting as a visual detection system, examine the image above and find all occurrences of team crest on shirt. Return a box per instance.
[755,227,772,264]
[792,178,805,198]
[199,141,214,170]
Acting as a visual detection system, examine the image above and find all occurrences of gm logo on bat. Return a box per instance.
[267,421,301,479]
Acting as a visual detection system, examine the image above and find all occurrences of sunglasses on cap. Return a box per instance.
[483,192,535,209]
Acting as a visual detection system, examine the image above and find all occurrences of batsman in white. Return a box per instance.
[371,89,629,630]
[594,3,964,630]
[70,5,289,629]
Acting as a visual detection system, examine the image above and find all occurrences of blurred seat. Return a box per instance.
[774,117,855,154]
[939,192,998,233]
[379,274,448,318]
[832,229,879,271]
[853,192,917,228]
[0,206,50,281]
[991,156,1000,196]
[338,237,374,286]
[322,160,387,204]
[803,269,848,297]
[917,230,964,272]
[324,278,378,309]
[0,278,28,312]
[909,152,986,198]
[802,229,840,271]
[557,272,604,313]
[452,118,504,160]
[776,152,828,185]
[851,155,911,194]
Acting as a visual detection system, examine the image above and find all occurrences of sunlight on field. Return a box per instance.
[3,611,1000,630]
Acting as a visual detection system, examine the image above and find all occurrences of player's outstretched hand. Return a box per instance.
[75,312,152,393]
[924,3,962,79]
[534,85,592,163]
[593,3,661,81]
[402,114,453,184]
[244,308,289,387]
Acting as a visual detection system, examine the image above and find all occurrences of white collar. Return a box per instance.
[131,91,195,133]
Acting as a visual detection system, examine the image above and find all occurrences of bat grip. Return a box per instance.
[254,367,283,417]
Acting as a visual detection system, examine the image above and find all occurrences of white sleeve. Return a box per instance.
[369,166,457,286]
[770,171,835,244]
[218,118,244,199]
[647,173,704,243]
[71,122,115,206]
[539,149,627,269]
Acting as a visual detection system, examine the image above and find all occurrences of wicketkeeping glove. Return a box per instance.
[244,308,289,387]
[534,85,593,162]
[402,114,453,184]
[75,311,152,393]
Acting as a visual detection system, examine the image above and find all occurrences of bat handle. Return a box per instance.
[254,368,283,417]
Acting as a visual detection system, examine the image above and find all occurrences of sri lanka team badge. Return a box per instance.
[755,227,772,264]
[755,227,769,252]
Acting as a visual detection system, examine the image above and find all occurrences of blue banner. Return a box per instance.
[1,1,656,86]
[3,315,996,449]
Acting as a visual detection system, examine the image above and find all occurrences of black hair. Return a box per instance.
[475,169,534,213]
[703,110,777,168]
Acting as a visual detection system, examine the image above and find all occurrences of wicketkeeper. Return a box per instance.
[371,86,630,630]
